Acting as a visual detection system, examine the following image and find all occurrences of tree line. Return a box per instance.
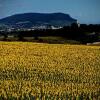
[0,23,100,44]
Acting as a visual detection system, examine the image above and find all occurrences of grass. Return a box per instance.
[38,36,81,44]
[0,42,100,99]
[0,36,81,44]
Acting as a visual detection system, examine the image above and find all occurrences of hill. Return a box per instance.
[0,42,99,99]
[0,12,77,28]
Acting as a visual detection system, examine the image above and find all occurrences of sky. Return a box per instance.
[0,0,100,24]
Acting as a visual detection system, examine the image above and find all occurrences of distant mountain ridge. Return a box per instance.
[0,12,77,28]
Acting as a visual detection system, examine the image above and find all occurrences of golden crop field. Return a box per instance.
[0,42,100,100]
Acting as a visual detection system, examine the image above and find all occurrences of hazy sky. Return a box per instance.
[0,0,100,24]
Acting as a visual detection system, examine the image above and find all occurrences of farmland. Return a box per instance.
[0,42,100,99]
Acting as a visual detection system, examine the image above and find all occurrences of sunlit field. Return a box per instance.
[0,42,100,99]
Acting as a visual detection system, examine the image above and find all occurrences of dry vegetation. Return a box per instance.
[0,42,100,100]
